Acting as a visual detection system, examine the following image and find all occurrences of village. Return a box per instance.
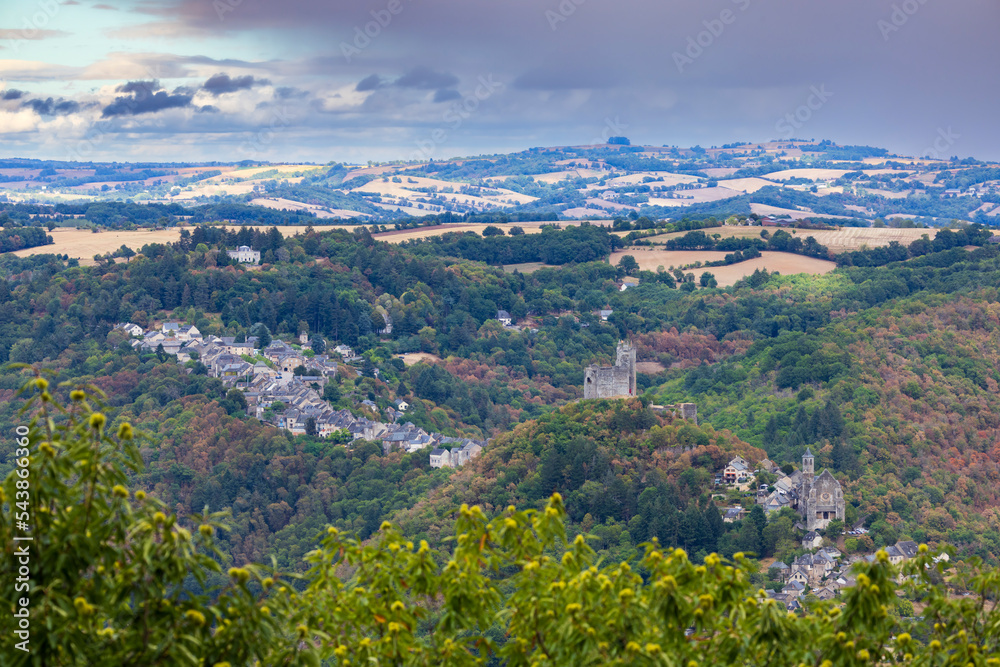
[717,452,946,611]
[113,319,487,470]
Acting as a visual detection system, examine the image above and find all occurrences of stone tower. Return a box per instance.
[615,340,637,397]
[583,341,637,399]
[802,447,814,476]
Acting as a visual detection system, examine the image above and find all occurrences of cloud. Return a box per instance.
[433,89,461,103]
[355,74,385,92]
[0,29,69,40]
[0,59,80,81]
[2,89,24,100]
[394,67,458,90]
[274,86,307,100]
[23,97,80,115]
[101,80,193,117]
[117,80,157,95]
[0,109,40,133]
[93,3,117,9]
[202,73,270,96]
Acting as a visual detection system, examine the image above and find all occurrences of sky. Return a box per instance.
[1,0,998,164]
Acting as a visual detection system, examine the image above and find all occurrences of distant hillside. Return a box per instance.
[3,139,999,224]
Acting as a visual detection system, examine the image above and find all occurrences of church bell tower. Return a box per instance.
[802,447,815,476]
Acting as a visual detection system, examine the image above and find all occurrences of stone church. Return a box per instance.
[798,448,846,531]
[759,448,845,531]
[583,341,636,399]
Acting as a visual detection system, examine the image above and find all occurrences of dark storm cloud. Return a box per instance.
[102,80,193,117]
[23,97,80,115]
[139,0,1000,159]
[355,74,385,92]
[202,73,270,96]
[117,80,158,96]
[2,89,25,101]
[394,67,458,90]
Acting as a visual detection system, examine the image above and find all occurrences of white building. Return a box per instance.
[115,322,144,337]
[227,246,261,264]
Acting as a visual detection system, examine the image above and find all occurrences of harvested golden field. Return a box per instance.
[649,225,935,253]
[399,352,443,366]
[372,220,613,244]
[14,228,185,265]
[14,225,359,264]
[748,204,820,219]
[14,220,620,263]
[609,249,836,287]
[771,227,931,252]
[717,177,778,193]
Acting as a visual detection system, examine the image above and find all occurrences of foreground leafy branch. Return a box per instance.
[3,379,1000,665]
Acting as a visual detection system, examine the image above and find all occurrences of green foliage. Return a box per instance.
[0,378,297,665]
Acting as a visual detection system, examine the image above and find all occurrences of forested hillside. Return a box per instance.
[384,399,796,565]
[3,220,1000,570]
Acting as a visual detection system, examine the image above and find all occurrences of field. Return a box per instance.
[717,177,779,194]
[372,220,612,244]
[14,228,187,265]
[761,168,850,181]
[649,226,935,253]
[399,352,443,366]
[249,197,370,219]
[609,249,837,287]
[351,175,536,208]
[503,262,560,274]
[13,225,358,265]
[13,221,621,263]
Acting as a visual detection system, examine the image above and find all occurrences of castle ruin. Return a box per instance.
[583,341,636,399]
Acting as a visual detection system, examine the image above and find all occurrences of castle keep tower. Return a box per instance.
[583,341,637,399]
